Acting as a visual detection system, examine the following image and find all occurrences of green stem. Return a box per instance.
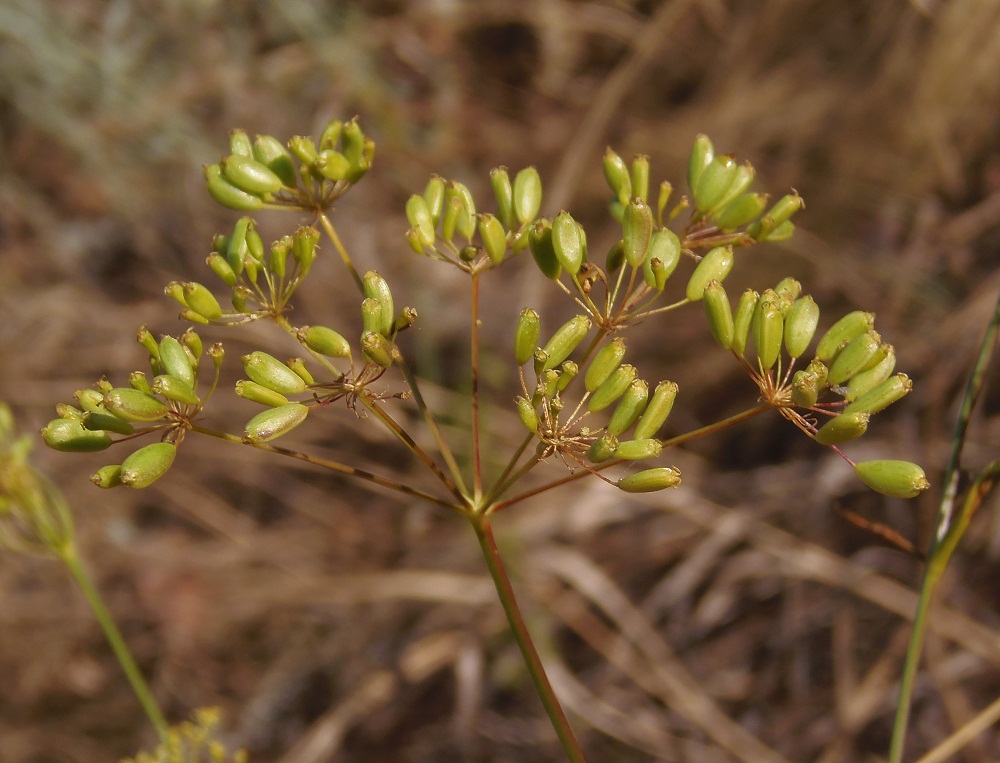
[888,290,1000,762]
[59,544,169,741]
[191,425,464,514]
[491,403,771,513]
[395,352,470,498]
[317,211,363,291]
[471,270,483,498]
[471,517,588,763]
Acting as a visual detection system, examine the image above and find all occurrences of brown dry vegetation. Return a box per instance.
[2,1,1000,761]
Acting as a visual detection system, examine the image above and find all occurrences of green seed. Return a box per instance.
[615,438,663,460]
[514,308,541,366]
[828,330,881,385]
[552,211,584,274]
[814,411,869,445]
[584,338,627,392]
[622,198,653,268]
[607,379,649,437]
[41,418,113,452]
[703,281,734,349]
[589,364,636,412]
[242,352,307,396]
[633,381,677,440]
[512,166,542,224]
[854,460,929,499]
[783,295,819,359]
[120,442,177,489]
[618,466,681,493]
[103,388,170,422]
[243,403,309,444]
[686,246,734,301]
[541,315,591,371]
[603,147,632,206]
[843,373,911,415]
[815,311,875,363]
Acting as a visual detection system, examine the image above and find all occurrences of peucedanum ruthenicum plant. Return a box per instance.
[40,119,928,761]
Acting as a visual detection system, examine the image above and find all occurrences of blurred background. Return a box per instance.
[1,1,999,761]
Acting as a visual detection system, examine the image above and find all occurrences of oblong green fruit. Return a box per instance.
[302,325,351,359]
[448,181,477,240]
[643,229,681,291]
[584,338,627,392]
[855,460,929,499]
[242,352,307,396]
[222,154,285,195]
[814,411,869,445]
[687,134,714,194]
[362,270,394,336]
[120,442,176,489]
[703,280,734,349]
[151,375,200,407]
[512,166,542,224]
[588,364,636,412]
[235,380,290,407]
[423,175,447,224]
[490,167,514,229]
[159,336,196,389]
[514,308,541,366]
[314,149,351,181]
[406,194,436,248]
[587,434,619,464]
[713,192,768,230]
[243,403,309,444]
[622,198,653,268]
[790,370,819,409]
[552,211,584,274]
[706,161,754,216]
[252,134,297,186]
[615,438,662,461]
[845,346,896,401]
[815,311,875,363]
[516,397,539,434]
[607,379,649,437]
[541,315,591,371]
[752,298,784,370]
[361,331,396,368]
[82,411,135,436]
[529,220,561,279]
[618,466,681,493]
[103,388,170,422]
[783,295,819,359]
[633,381,677,440]
[827,330,881,385]
[731,289,758,356]
[41,418,113,452]
[843,373,911,415]
[603,148,631,205]
[694,154,738,213]
[478,212,507,265]
[90,464,123,489]
[630,155,650,204]
[686,246,734,301]
[204,164,263,211]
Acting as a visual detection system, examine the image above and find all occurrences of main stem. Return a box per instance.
[61,544,169,741]
[472,516,588,763]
